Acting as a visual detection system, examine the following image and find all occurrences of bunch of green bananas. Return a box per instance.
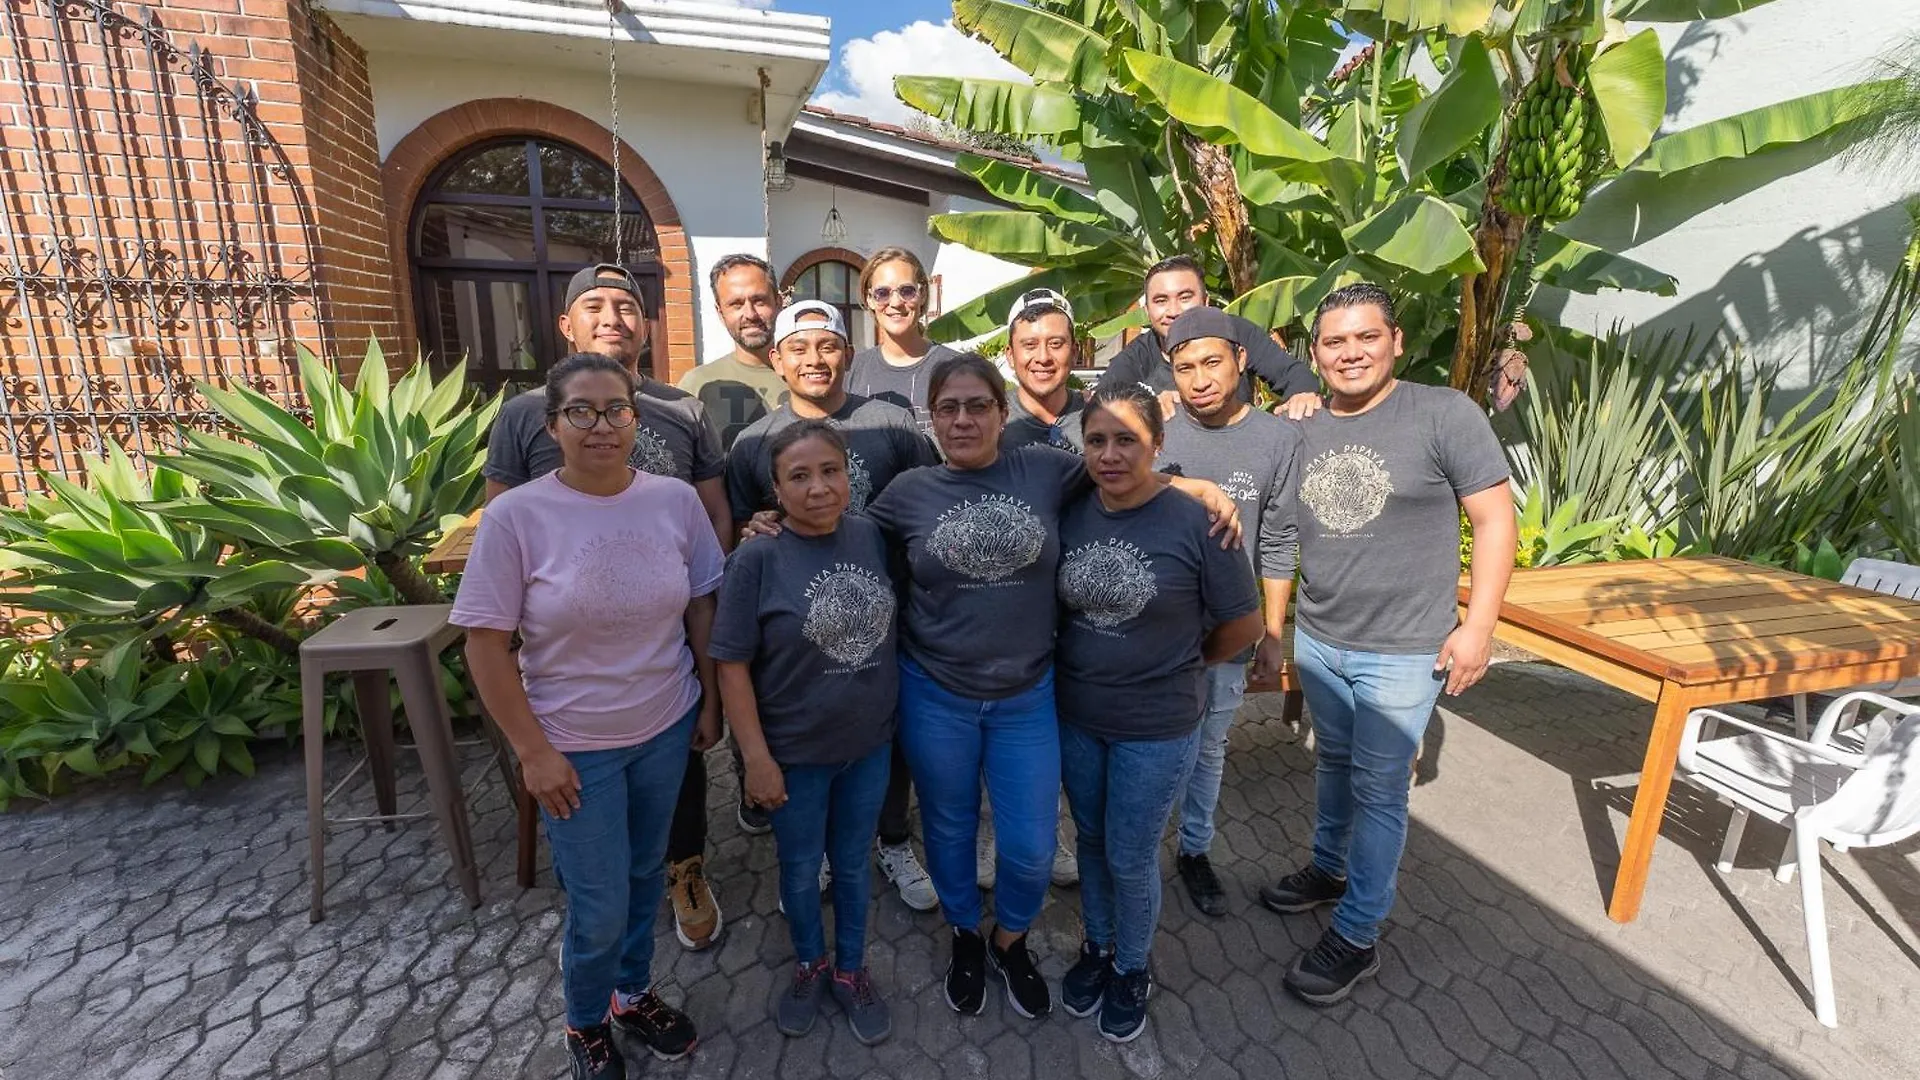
[1497,50,1603,222]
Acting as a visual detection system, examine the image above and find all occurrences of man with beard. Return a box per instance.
[679,254,789,450]
[999,287,1085,455]
[482,263,734,955]
[727,301,943,914]
[1096,255,1322,420]
[1149,307,1301,920]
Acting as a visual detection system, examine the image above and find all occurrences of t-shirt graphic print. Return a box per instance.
[802,562,895,670]
[844,448,875,513]
[1059,538,1158,630]
[1299,444,1393,535]
[629,425,678,479]
[928,494,1047,583]
[566,530,679,630]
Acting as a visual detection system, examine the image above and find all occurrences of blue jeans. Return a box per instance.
[1060,721,1201,975]
[542,705,697,1029]
[1294,629,1445,947]
[897,655,1059,934]
[768,742,892,971]
[1176,662,1247,857]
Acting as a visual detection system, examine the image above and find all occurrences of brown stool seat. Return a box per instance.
[301,603,480,922]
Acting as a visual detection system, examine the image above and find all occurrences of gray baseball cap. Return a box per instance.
[1164,307,1241,356]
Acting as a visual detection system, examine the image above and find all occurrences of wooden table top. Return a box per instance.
[422,508,482,576]
[1474,556,1920,687]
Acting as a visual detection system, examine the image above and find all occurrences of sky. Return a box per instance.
[706,0,1029,125]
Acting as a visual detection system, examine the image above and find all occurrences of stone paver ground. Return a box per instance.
[2,660,1917,1079]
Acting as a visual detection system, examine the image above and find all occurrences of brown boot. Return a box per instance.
[667,855,722,950]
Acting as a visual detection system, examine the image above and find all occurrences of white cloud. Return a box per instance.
[811,20,1027,126]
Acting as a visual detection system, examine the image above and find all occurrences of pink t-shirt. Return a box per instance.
[451,470,725,752]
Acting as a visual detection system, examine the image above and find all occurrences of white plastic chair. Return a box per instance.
[1678,692,1920,1027]
[1789,558,1920,736]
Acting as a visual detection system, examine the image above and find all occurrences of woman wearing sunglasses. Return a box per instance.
[454,353,723,1080]
[863,353,1244,1023]
[846,247,958,431]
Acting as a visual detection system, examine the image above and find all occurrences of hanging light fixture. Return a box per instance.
[765,139,792,192]
[821,186,847,243]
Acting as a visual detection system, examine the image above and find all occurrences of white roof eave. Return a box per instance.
[790,115,1089,192]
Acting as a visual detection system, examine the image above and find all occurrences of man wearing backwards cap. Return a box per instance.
[999,287,1086,454]
[482,262,736,954]
[1151,306,1303,920]
[725,300,944,913]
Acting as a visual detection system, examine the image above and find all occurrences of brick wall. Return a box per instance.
[0,0,396,502]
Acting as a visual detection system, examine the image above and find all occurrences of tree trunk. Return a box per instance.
[1180,131,1260,297]
[374,550,447,606]
[1451,190,1529,403]
[213,607,301,656]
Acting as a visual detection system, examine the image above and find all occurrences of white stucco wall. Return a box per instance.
[1547,0,1920,382]
[768,177,1029,340]
[366,51,771,360]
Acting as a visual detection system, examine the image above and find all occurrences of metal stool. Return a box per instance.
[301,603,481,922]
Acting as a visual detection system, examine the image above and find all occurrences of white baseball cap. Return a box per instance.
[1005,287,1075,329]
[773,300,848,347]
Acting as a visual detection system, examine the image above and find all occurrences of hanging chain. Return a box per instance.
[605,0,623,266]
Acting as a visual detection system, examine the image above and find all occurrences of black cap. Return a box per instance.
[1164,307,1240,356]
[563,263,645,314]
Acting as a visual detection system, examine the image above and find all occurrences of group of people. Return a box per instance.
[450,247,1518,1080]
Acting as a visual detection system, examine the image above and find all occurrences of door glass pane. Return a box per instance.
[429,277,536,374]
[543,210,618,264]
[437,142,530,196]
[539,143,616,201]
[819,263,848,305]
[417,205,536,261]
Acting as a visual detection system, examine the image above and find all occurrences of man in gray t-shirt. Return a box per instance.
[998,287,1086,455]
[1257,283,1515,1008]
[1149,307,1302,918]
[484,378,724,492]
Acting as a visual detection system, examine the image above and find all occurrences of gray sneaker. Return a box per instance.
[776,959,829,1037]
[829,967,892,1045]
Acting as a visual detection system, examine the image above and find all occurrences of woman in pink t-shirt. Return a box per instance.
[453,354,725,1079]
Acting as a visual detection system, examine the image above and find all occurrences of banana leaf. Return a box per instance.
[1396,36,1501,180]
[894,77,1082,138]
[952,0,1110,89]
[1588,29,1668,168]
[1631,80,1893,176]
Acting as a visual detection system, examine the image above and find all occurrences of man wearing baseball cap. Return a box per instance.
[1151,306,1303,920]
[725,300,944,914]
[483,262,736,954]
[999,287,1086,455]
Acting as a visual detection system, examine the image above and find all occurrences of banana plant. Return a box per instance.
[150,342,500,606]
[902,0,1892,397]
[0,445,359,657]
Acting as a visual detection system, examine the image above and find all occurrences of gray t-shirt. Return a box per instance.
[1155,406,1300,663]
[725,394,939,523]
[1001,392,1085,454]
[1289,381,1509,654]
[1055,488,1259,740]
[866,445,1092,699]
[847,344,961,432]
[482,381,724,488]
[708,516,899,766]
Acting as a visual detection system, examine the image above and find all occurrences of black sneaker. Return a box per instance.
[1282,927,1380,1006]
[1060,940,1113,1018]
[736,797,772,835]
[566,1023,627,1080]
[1177,852,1229,917]
[1098,967,1153,1044]
[609,990,698,1061]
[988,932,1052,1019]
[1259,863,1347,914]
[776,959,829,1037]
[829,967,893,1045]
[944,927,987,1015]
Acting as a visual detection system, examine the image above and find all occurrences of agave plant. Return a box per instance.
[0,445,358,657]
[152,342,499,605]
[903,0,1892,396]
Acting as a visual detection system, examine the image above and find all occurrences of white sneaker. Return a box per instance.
[877,841,939,911]
[1051,841,1080,888]
[976,827,996,890]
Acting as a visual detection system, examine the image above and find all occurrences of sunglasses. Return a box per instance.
[868,283,922,306]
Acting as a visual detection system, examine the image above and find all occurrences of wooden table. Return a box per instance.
[423,508,482,575]
[1471,556,1920,922]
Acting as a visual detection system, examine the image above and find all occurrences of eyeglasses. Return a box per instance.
[931,397,999,419]
[868,283,922,306]
[559,402,637,430]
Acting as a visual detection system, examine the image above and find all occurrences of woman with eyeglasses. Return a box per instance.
[454,353,723,1080]
[862,353,1244,1023]
[845,247,958,431]
[1052,384,1263,1043]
